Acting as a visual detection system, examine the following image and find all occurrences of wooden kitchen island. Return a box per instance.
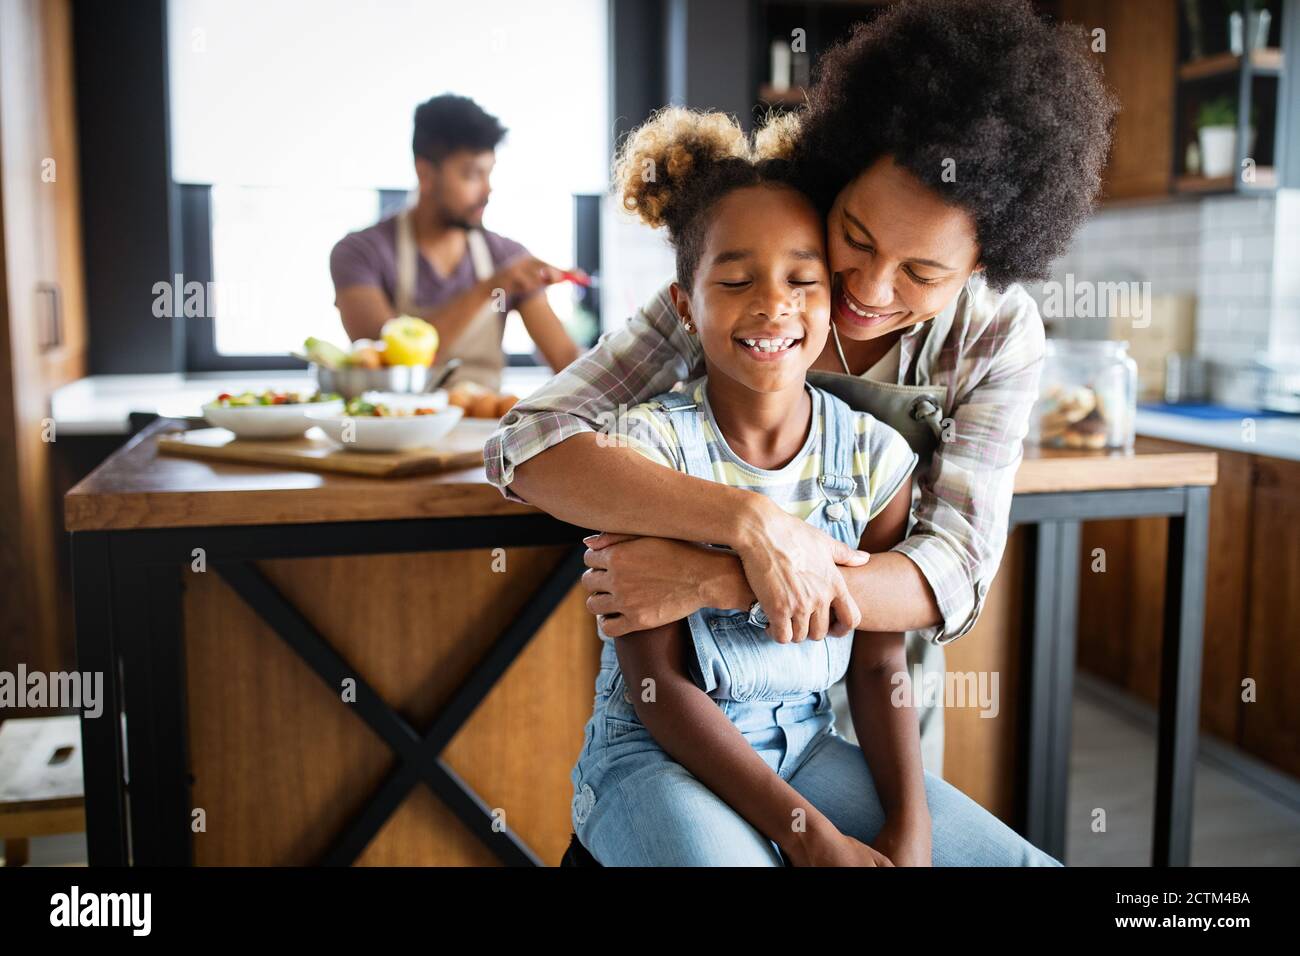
[66,421,1216,867]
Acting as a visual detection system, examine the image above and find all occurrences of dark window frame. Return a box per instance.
[180,185,419,372]
[178,184,596,372]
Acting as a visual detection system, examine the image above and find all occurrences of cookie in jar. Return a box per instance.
[1032,340,1137,450]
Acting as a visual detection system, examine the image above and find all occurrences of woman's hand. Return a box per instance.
[734,497,870,644]
[870,815,933,867]
[581,534,739,637]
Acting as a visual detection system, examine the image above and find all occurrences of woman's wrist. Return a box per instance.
[725,487,781,554]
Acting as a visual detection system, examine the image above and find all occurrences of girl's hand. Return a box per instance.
[735,498,869,644]
[582,534,737,636]
[788,828,895,867]
[870,815,933,867]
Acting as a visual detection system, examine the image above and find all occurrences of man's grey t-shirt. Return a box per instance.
[329,214,540,315]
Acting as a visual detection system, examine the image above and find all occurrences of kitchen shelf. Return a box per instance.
[1178,47,1284,81]
[757,83,808,106]
[1174,167,1277,193]
[1170,0,1295,195]
[1174,173,1234,192]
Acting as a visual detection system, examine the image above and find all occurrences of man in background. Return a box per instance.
[330,93,580,389]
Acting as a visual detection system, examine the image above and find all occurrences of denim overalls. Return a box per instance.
[570,381,872,849]
[659,382,870,702]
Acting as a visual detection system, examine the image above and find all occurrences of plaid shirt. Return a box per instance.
[485,274,1046,645]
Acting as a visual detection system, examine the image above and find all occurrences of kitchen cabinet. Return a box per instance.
[0,0,88,700]
[1058,0,1178,201]
[1242,456,1300,776]
[1078,438,1300,780]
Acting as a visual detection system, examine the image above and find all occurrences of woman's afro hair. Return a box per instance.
[792,0,1118,290]
[614,107,807,289]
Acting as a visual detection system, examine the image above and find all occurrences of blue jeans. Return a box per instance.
[570,663,1062,867]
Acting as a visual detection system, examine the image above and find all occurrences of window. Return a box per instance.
[167,0,609,366]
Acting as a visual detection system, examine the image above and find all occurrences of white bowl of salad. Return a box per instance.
[202,389,343,439]
[306,393,463,452]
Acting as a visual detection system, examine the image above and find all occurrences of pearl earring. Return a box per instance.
[682,320,694,333]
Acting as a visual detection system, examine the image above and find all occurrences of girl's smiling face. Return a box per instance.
[827,156,982,343]
[669,184,830,395]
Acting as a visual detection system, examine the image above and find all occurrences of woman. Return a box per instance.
[569,105,1057,866]
[485,0,1116,780]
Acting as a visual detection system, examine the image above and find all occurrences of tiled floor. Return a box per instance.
[1065,678,1300,866]
[9,679,1298,867]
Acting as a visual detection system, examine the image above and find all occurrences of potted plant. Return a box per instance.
[1197,96,1238,176]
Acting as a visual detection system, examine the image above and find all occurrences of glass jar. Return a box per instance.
[1031,340,1138,450]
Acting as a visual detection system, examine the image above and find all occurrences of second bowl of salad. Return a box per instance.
[306,392,463,452]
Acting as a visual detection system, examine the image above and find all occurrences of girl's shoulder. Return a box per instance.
[815,390,918,516]
[640,375,707,411]
[804,382,891,442]
[620,378,708,470]
[804,384,914,477]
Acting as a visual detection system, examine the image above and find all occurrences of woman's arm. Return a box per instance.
[888,286,1046,643]
[582,289,1046,641]
[487,282,867,643]
[844,479,931,866]
[586,535,938,634]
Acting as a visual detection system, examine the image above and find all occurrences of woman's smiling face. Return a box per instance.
[671,184,831,395]
[827,155,982,342]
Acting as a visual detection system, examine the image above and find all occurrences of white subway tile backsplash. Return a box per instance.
[1202,194,1275,231]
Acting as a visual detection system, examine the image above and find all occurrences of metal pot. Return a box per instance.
[312,363,434,399]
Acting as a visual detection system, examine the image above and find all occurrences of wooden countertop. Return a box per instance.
[65,420,1217,532]
[1014,440,1216,495]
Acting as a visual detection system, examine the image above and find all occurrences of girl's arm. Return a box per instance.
[612,624,852,865]
[844,478,932,865]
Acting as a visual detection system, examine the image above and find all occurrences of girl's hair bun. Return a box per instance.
[615,107,756,233]
[612,108,809,289]
[752,110,801,162]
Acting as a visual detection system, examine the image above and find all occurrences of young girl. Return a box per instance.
[570,108,1060,867]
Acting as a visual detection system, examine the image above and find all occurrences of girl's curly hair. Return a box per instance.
[792,0,1118,290]
[614,107,808,289]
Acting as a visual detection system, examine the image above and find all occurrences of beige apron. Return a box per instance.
[395,208,505,391]
[812,290,965,779]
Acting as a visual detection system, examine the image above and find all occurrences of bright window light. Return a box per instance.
[168,0,609,357]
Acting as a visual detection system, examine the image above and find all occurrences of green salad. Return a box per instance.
[343,396,439,417]
[213,389,339,407]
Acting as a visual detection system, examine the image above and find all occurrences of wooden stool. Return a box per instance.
[0,716,86,866]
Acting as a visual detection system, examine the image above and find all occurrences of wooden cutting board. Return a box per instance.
[157,419,498,478]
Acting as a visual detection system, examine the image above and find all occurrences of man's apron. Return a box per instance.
[395,207,506,391]
[809,293,961,779]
